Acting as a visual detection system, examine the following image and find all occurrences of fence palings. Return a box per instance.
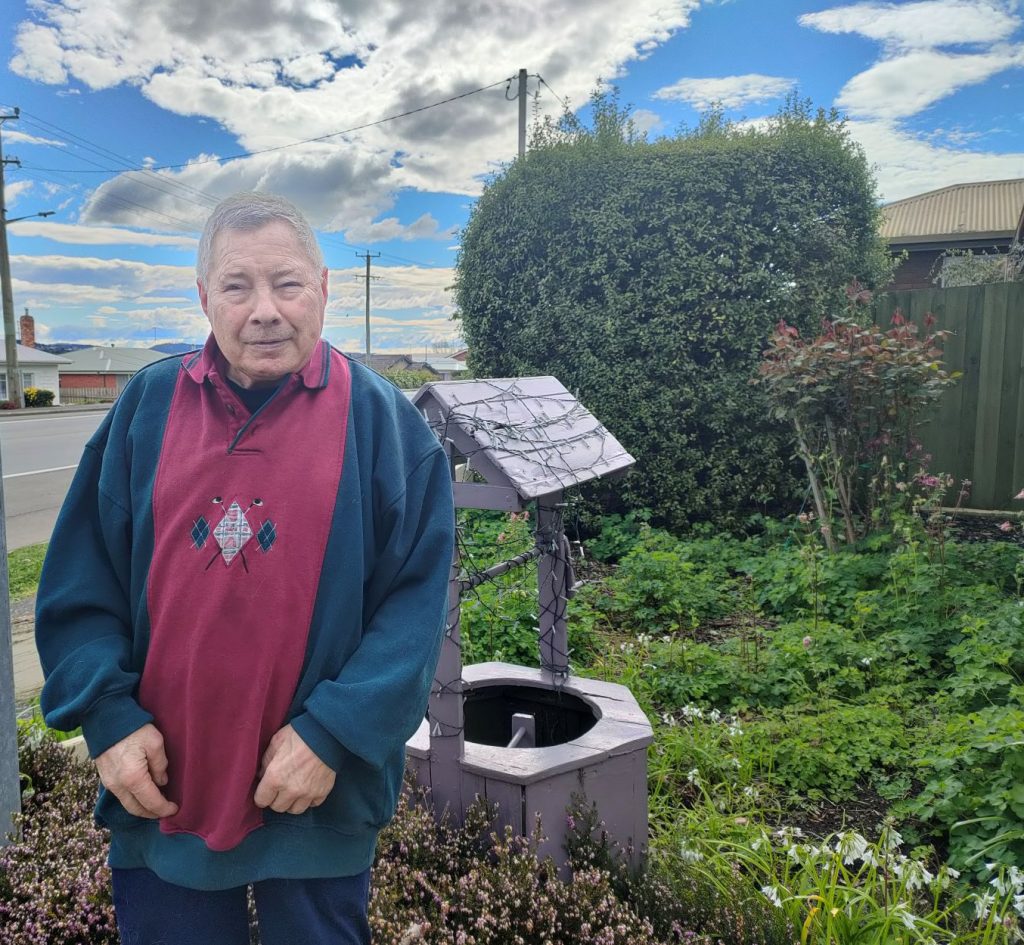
[874,282,1024,511]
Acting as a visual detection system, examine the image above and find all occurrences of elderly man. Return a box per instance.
[35,193,454,944]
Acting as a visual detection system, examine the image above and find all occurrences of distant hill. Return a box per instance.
[34,343,91,355]
[151,342,202,354]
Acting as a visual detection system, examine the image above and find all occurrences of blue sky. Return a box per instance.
[2,0,1023,352]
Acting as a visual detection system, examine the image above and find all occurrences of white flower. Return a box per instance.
[975,891,995,921]
[860,657,872,667]
[709,708,722,723]
[751,836,765,851]
[835,831,869,865]
[678,841,703,864]
[731,756,741,769]
[686,768,700,784]
[728,723,744,737]
[893,905,918,930]
[761,885,783,908]
[1013,893,1024,918]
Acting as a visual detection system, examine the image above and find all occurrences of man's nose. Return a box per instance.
[249,285,281,322]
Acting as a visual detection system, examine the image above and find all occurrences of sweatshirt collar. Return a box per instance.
[183,335,330,390]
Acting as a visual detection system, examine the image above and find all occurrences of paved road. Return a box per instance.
[0,411,107,550]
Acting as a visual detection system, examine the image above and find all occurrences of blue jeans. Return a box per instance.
[112,867,372,945]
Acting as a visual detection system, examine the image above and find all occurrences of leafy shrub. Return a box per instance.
[759,309,959,547]
[456,93,892,528]
[23,387,55,408]
[746,701,912,801]
[906,704,1024,882]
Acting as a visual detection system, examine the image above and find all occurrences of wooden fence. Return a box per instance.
[875,282,1024,511]
[60,387,118,405]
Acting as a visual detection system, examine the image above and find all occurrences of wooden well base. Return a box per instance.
[407,662,653,875]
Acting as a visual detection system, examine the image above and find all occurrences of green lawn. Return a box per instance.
[7,542,47,600]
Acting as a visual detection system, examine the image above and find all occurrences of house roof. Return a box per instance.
[344,352,417,373]
[0,344,72,367]
[882,178,1024,246]
[60,345,168,373]
[423,357,466,373]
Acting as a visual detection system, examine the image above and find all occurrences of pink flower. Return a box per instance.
[802,636,813,650]
[998,521,1014,534]
[1015,489,1024,500]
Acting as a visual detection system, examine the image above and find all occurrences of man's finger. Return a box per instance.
[148,746,170,788]
[130,777,178,819]
[113,788,151,819]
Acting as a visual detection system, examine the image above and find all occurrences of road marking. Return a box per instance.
[0,413,106,423]
[3,464,78,480]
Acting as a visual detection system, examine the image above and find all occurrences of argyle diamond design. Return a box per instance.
[256,520,277,553]
[191,516,210,549]
[212,501,253,565]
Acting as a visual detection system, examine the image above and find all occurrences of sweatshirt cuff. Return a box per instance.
[80,695,154,759]
[290,712,351,772]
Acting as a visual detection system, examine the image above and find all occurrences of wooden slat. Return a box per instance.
[993,284,1021,507]
[972,285,1008,508]
[957,286,986,507]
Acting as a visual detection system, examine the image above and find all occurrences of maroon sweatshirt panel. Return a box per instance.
[141,344,351,851]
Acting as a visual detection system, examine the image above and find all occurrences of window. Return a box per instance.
[1,372,40,400]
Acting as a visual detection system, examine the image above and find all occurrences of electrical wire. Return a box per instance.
[17,77,515,174]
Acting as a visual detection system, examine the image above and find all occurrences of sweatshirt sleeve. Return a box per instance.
[35,440,154,758]
[289,445,454,771]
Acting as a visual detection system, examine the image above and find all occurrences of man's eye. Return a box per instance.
[278,282,301,289]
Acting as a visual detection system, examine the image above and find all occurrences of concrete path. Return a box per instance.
[9,594,43,705]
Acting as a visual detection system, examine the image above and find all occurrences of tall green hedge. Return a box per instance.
[455,96,892,527]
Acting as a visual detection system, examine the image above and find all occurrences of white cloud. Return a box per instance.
[343,213,454,245]
[630,108,664,135]
[653,73,797,110]
[6,129,65,147]
[835,46,1024,119]
[10,220,199,248]
[800,1,1020,50]
[4,180,34,207]
[849,118,1024,201]
[11,0,705,229]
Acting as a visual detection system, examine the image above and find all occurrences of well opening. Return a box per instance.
[463,684,597,748]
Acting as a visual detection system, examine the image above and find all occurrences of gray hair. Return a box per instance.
[196,192,324,282]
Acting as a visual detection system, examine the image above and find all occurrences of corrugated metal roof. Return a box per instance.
[882,178,1024,244]
[61,345,168,373]
[0,344,72,366]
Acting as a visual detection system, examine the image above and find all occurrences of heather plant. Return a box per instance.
[0,725,118,945]
[758,305,960,549]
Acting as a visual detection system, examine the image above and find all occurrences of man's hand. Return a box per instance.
[94,723,179,819]
[254,724,336,815]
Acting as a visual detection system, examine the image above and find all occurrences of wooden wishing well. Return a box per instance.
[406,376,653,872]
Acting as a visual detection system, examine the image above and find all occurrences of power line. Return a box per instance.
[18,77,515,173]
[536,75,572,113]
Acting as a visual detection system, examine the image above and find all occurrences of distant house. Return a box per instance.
[345,352,468,381]
[0,344,71,405]
[882,178,1024,290]
[59,345,169,402]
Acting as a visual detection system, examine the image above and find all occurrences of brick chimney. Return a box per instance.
[19,310,35,348]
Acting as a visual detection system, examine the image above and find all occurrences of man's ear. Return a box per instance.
[320,267,328,304]
[198,280,210,317]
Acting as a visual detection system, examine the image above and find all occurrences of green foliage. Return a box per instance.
[382,368,439,390]
[935,242,1024,287]
[456,91,892,527]
[22,387,55,408]
[7,542,47,600]
[758,310,960,547]
[906,702,1024,882]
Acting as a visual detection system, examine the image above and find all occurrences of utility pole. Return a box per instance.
[355,251,380,358]
[0,110,23,409]
[518,68,528,158]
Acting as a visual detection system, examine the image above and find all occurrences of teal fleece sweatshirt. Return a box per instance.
[35,339,454,890]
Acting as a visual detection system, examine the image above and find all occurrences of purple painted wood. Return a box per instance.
[413,377,635,500]
[536,498,569,677]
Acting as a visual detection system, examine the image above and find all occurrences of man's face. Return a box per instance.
[198,221,328,389]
